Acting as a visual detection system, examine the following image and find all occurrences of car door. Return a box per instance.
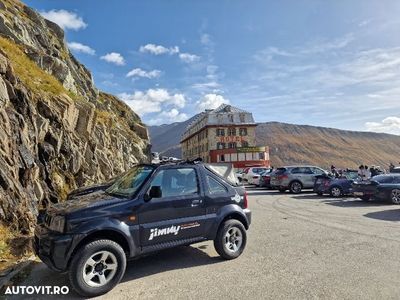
[137,166,206,248]
[302,167,317,188]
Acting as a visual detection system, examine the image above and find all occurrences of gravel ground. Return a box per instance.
[7,188,400,299]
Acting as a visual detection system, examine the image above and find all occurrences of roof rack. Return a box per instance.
[178,157,203,165]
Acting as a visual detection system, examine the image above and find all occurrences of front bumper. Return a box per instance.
[34,224,78,272]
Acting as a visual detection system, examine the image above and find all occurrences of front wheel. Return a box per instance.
[330,186,343,197]
[214,219,247,260]
[391,189,400,204]
[69,239,127,297]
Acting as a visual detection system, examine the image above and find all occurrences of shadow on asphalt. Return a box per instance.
[10,246,220,300]
[322,199,390,208]
[121,245,221,284]
[363,209,400,221]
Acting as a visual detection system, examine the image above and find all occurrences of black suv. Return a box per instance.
[34,162,251,297]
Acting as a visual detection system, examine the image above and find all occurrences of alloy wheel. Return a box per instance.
[224,227,243,253]
[331,187,342,197]
[391,189,400,204]
[82,251,118,287]
[291,182,302,193]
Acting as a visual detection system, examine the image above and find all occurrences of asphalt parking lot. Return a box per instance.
[10,188,400,300]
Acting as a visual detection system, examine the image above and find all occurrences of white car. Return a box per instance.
[243,167,270,185]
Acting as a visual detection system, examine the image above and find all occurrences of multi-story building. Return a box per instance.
[181,104,270,169]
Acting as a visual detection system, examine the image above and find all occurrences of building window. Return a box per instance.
[228,114,234,122]
[216,128,225,136]
[259,152,265,160]
[239,113,246,123]
[228,142,237,149]
[228,127,236,136]
[239,128,247,136]
[241,141,249,147]
[217,142,226,149]
[220,154,225,162]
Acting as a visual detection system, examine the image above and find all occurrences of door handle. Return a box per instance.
[191,199,203,207]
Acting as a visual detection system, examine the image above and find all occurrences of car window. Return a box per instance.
[393,176,400,184]
[106,165,154,198]
[373,175,394,184]
[149,168,199,198]
[312,168,324,175]
[291,167,312,174]
[207,176,227,195]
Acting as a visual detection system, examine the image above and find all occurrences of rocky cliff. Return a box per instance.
[0,0,150,234]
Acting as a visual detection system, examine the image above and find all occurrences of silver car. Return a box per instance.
[270,166,328,193]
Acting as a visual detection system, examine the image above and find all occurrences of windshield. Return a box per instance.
[106,165,155,198]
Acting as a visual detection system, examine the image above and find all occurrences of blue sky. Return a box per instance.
[24,0,400,134]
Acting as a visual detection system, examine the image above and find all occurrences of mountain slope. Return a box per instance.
[0,0,149,233]
[149,120,400,169]
[148,114,199,157]
[256,122,400,168]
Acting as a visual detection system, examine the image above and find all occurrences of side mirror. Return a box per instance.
[147,186,162,200]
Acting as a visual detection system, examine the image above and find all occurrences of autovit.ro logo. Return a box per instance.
[3,285,69,295]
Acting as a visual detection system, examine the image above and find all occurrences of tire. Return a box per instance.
[390,189,400,204]
[214,219,247,260]
[360,195,371,202]
[289,181,302,194]
[278,188,286,193]
[316,192,323,196]
[330,186,343,197]
[69,239,127,297]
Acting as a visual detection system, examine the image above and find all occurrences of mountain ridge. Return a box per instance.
[149,119,400,169]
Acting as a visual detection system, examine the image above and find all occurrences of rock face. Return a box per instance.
[0,0,150,233]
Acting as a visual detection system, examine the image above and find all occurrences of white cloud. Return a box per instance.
[40,9,87,31]
[179,53,200,63]
[147,109,188,125]
[365,117,400,135]
[118,88,186,116]
[126,68,161,79]
[100,52,125,66]
[68,42,95,55]
[196,94,230,112]
[139,43,200,63]
[139,44,179,55]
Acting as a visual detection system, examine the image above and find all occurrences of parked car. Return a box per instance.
[34,162,251,297]
[242,167,270,185]
[352,174,400,204]
[259,169,275,188]
[314,170,359,197]
[270,166,328,193]
[390,167,400,174]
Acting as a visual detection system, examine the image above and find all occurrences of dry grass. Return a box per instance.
[0,37,67,96]
[0,224,31,272]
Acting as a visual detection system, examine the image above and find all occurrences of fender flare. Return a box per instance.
[208,204,249,239]
[66,218,138,265]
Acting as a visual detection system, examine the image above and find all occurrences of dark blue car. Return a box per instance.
[314,171,359,197]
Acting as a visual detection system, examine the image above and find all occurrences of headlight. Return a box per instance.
[49,215,65,232]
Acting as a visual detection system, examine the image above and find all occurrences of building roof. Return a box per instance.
[181,103,255,142]
[211,104,250,114]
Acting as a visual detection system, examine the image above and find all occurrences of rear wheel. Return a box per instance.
[214,219,247,260]
[330,186,343,197]
[69,239,127,297]
[360,195,371,202]
[390,189,400,204]
[316,192,323,196]
[289,181,302,194]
